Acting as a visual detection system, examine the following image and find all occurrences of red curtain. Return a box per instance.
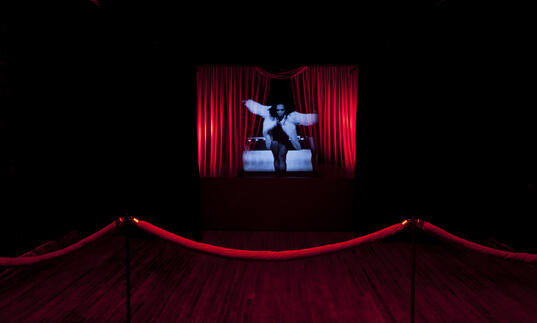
[292,66,358,176]
[254,66,308,79]
[197,65,358,177]
[196,65,270,177]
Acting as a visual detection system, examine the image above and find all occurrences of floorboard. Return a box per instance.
[1,230,537,322]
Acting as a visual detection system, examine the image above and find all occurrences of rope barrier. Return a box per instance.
[0,220,123,266]
[133,220,406,261]
[420,221,537,264]
[2,217,537,266]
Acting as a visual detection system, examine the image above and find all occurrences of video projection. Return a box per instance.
[241,97,318,173]
[196,65,358,178]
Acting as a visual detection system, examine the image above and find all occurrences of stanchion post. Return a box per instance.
[123,213,133,323]
[410,216,416,323]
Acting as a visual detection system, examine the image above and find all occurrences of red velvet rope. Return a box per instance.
[0,220,122,267]
[3,218,537,266]
[420,221,537,263]
[133,220,406,261]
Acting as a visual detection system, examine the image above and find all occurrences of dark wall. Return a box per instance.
[1,15,201,256]
[1,3,534,255]
[356,2,534,250]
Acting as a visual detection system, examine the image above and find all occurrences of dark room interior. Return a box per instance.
[1,2,535,322]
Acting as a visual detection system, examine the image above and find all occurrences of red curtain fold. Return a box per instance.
[197,65,358,177]
[254,66,308,79]
[292,66,358,176]
[197,65,270,177]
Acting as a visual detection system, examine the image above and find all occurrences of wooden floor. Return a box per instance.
[1,229,537,322]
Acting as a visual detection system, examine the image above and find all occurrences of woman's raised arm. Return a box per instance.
[242,99,271,117]
[289,111,318,126]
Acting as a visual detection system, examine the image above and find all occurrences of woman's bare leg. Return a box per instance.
[278,142,288,173]
[270,141,280,171]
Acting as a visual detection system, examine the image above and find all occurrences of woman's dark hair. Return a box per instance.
[268,101,294,118]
